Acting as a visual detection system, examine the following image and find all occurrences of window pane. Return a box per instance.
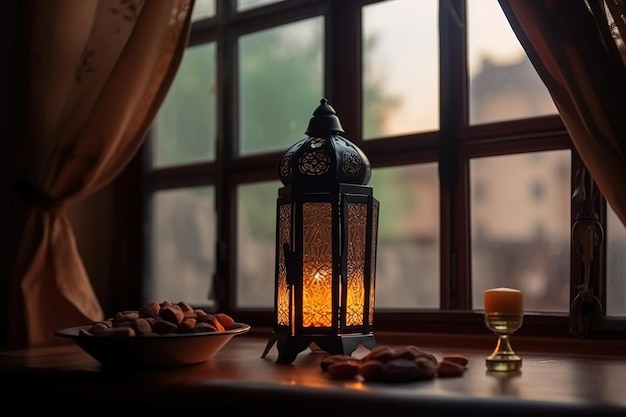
[237,0,285,12]
[148,187,216,306]
[191,0,215,20]
[236,181,281,307]
[606,204,626,315]
[371,164,440,308]
[467,1,557,125]
[153,43,216,167]
[239,18,323,156]
[471,151,571,312]
[362,0,439,138]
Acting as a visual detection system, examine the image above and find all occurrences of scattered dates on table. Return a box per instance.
[320,345,469,382]
[80,300,237,337]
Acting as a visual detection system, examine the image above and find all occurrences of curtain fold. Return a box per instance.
[6,0,193,346]
[498,0,626,228]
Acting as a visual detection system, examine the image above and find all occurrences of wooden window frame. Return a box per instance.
[110,0,624,343]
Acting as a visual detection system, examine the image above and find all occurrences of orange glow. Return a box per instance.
[292,201,370,329]
[300,266,367,328]
[277,204,292,326]
[345,202,367,326]
[302,264,333,327]
[302,202,333,328]
[345,272,365,326]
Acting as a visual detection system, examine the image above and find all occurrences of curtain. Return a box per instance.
[4,0,193,346]
[498,0,626,228]
[498,0,626,336]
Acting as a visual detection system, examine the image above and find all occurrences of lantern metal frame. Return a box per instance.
[261,99,379,364]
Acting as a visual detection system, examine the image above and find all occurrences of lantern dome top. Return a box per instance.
[278,99,371,186]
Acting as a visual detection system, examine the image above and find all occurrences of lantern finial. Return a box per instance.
[305,98,345,137]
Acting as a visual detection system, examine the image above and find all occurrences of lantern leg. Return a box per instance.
[261,333,312,364]
[260,334,277,359]
[262,333,377,364]
[313,334,377,357]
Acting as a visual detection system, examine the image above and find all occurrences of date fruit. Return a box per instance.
[81,301,237,337]
[320,345,468,383]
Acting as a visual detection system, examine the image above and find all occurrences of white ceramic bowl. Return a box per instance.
[55,322,250,369]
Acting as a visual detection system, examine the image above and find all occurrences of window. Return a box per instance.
[134,0,625,340]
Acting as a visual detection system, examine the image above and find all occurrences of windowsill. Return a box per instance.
[2,329,626,415]
[237,312,626,356]
[371,329,626,359]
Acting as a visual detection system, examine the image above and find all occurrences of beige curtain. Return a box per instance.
[5,0,193,346]
[498,0,626,228]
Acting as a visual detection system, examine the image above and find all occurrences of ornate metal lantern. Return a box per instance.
[261,99,379,364]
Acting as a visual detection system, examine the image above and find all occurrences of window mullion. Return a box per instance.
[327,0,360,139]
[439,0,470,309]
[214,11,238,312]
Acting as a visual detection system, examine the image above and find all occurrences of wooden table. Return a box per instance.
[2,332,626,416]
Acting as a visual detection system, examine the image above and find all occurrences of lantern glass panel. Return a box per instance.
[369,202,378,325]
[277,202,292,326]
[302,202,333,328]
[346,202,368,326]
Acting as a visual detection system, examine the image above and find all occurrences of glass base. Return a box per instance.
[486,354,522,372]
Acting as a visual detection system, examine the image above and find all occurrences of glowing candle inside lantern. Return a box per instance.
[302,266,333,327]
[484,287,523,316]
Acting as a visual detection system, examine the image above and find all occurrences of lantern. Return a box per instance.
[261,99,379,364]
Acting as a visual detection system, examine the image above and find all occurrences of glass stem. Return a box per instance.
[493,334,514,356]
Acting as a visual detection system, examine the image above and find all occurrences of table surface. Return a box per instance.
[2,333,626,416]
